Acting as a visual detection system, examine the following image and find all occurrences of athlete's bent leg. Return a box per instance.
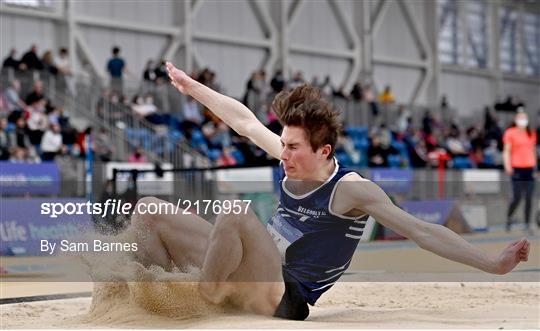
[129,196,212,270]
[198,206,285,315]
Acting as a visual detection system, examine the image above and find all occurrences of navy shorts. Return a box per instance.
[273,269,309,320]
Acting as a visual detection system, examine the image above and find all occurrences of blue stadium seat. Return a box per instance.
[453,156,473,169]
[231,150,245,165]
[388,154,402,168]
[207,149,222,161]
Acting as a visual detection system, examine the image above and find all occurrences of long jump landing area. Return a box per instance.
[1,231,539,329]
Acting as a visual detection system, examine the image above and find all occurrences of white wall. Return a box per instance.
[1,0,538,119]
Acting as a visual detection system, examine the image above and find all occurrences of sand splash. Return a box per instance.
[69,232,227,327]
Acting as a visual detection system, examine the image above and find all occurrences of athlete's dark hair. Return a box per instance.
[272,84,341,159]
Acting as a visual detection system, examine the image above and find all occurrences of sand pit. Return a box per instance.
[2,281,539,329]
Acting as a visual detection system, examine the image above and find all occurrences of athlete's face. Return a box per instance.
[280,126,330,180]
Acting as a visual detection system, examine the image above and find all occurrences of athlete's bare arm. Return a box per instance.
[166,62,282,159]
[339,174,530,275]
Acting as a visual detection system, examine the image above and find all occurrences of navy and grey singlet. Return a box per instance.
[266,158,368,305]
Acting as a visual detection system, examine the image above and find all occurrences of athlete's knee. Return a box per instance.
[213,205,256,234]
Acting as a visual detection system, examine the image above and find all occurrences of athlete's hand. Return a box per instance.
[492,238,530,274]
[166,62,192,95]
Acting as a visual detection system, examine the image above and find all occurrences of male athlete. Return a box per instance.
[129,62,530,320]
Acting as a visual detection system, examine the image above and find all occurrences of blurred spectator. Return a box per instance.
[142,59,156,93]
[26,98,48,146]
[378,85,395,104]
[367,135,388,167]
[94,127,113,162]
[503,111,537,233]
[395,104,411,135]
[9,147,33,163]
[25,80,45,105]
[107,46,126,94]
[336,131,360,165]
[4,80,27,118]
[0,117,11,160]
[202,115,231,149]
[76,127,93,158]
[42,50,58,76]
[2,48,19,70]
[350,81,363,101]
[363,84,378,116]
[56,48,74,94]
[270,69,285,94]
[19,45,43,71]
[289,71,305,90]
[422,110,436,135]
[128,146,147,163]
[243,71,265,121]
[182,95,203,129]
[217,147,237,166]
[12,117,30,150]
[40,123,63,161]
[319,76,333,96]
[154,60,168,82]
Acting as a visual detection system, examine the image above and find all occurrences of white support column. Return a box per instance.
[361,0,373,80]
[280,0,289,78]
[184,0,192,72]
[66,0,76,72]
[517,4,526,75]
[425,0,440,106]
[490,1,502,101]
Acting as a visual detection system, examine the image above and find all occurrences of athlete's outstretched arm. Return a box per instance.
[166,62,282,159]
[345,177,530,275]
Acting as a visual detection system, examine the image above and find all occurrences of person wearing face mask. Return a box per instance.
[503,110,537,233]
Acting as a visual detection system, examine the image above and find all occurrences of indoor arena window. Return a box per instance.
[499,7,520,73]
[438,0,462,65]
[523,13,540,76]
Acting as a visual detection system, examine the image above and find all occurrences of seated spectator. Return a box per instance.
[19,44,43,71]
[2,48,19,70]
[9,147,32,163]
[445,131,468,157]
[202,115,232,149]
[26,98,48,146]
[4,80,27,121]
[131,94,157,118]
[336,131,360,165]
[12,117,30,150]
[40,123,63,161]
[25,80,46,105]
[367,136,388,167]
[128,146,147,163]
[378,85,395,104]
